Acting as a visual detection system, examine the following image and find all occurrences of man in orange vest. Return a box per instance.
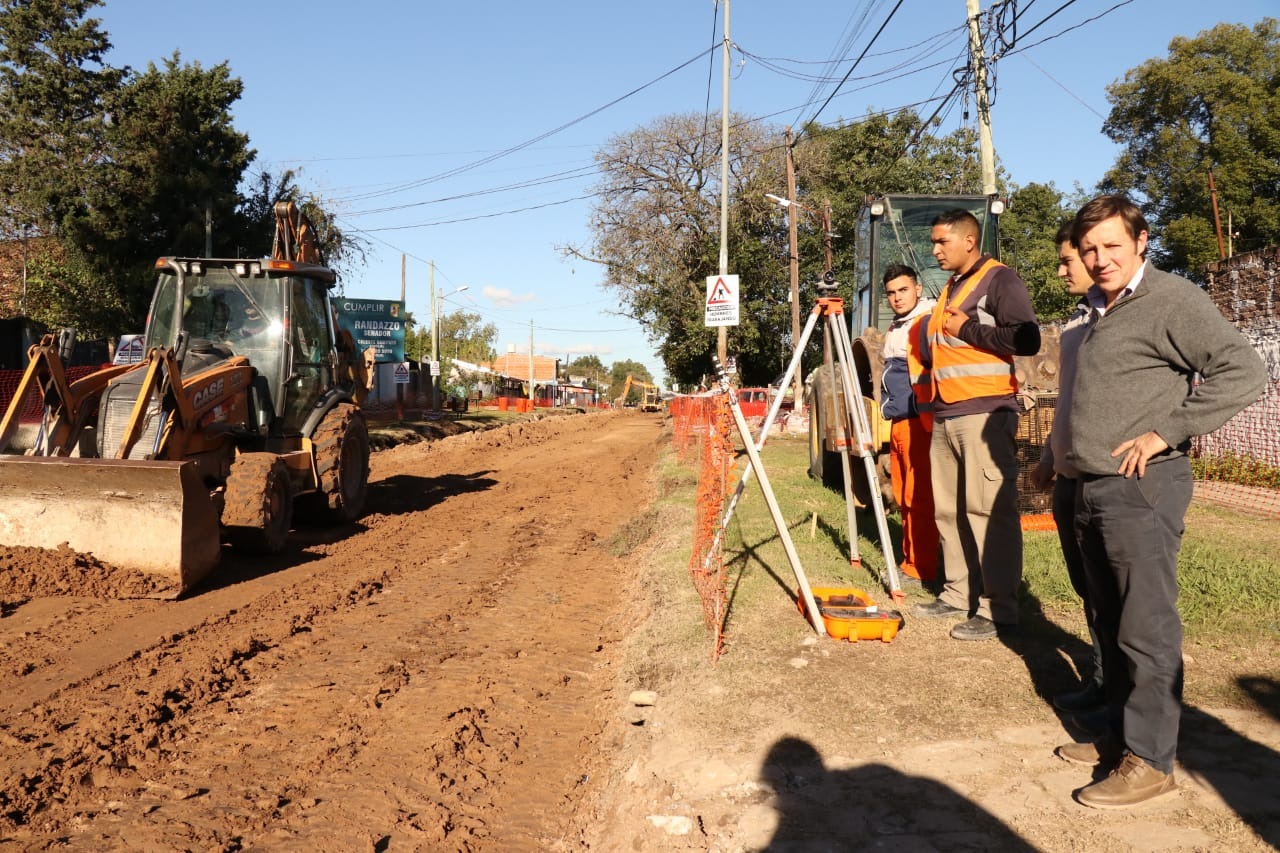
[879,264,939,586]
[912,209,1040,640]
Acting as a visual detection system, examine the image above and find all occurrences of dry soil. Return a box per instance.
[0,409,1277,853]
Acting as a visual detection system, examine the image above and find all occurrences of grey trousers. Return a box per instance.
[929,411,1023,624]
[1053,476,1103,688]
[1075,458,1192,774]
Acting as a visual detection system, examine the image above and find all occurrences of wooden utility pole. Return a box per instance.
[1209,169,1226,259]
[716,0,731,367]
[785,128,802,408]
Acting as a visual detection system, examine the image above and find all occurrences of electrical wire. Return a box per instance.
[333,45,715,206]
[794,0,908,141]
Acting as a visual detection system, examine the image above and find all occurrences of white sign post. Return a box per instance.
[704,274,740,328]
[393,362,411,384]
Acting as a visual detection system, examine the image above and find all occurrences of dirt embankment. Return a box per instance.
[0,410,665,850]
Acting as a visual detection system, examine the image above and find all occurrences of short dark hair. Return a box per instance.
[1054,219,1074,246]
[882,263,918,287]
[1071,195,1149,248]
[931,209,981,238]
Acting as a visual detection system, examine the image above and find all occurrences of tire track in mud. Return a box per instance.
[0,412,664,849]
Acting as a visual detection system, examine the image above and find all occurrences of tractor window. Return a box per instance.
[280,279,332,431]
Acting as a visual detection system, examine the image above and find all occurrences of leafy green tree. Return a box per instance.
[58,52,253,325]
[999,182,1079,322]
[0,0,121,238]
[438,308,496,393]
[567,354,604,379]
[233,168,368,290]
[608,359,654,403]
[582,112,789,389]
[1101,18,1280,278]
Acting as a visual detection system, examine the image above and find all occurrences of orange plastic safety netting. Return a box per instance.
[669,393,734,661]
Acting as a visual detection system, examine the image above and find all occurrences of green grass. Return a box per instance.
[703,436,1280,642]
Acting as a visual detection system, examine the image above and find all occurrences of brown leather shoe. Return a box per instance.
[1055,736,1124,767]
[1076,753,1178,809]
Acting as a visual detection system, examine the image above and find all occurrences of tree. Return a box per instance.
[438,308,496,397]
[608,359,654,404]
[999,182,1079,322]
[566,354,604,379]
[1101,18,1280,278]
[57,52,254,327]
[0,0,121,237]
[234,168,369,289]
[582,112,790,388]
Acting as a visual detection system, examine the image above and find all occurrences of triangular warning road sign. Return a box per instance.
[706,276,734,305]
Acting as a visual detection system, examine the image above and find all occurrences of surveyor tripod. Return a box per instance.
[709,287,904,611]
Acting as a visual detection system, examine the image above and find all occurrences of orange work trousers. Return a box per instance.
[890,414,939,582]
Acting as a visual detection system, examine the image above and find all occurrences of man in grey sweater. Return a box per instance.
[1055,195,1266,809]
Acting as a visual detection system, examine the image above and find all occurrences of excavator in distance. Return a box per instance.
[0,202,375,596]
[615,374,662,412]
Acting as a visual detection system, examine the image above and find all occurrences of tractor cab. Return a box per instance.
[853,194,1003,333]
[145,257,340,435]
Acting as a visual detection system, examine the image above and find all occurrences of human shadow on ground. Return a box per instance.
[759,736,1038,852]
[1175,678,1280,847]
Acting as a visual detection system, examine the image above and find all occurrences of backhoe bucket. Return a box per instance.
[0,456,222,597]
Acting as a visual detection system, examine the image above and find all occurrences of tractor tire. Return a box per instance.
[222,452,293,554]
[300,403,370,524]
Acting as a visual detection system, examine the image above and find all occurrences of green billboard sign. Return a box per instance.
[333,298,405,363]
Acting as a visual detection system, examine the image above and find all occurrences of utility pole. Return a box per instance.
[429,261,437,364]
[967,0,997,197]
[785,127,802,409]
[1209,169,1226,259]
[399,253,407,419]
[529,319,536,409]
[717,0,731,366]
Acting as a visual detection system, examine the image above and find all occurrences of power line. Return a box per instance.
[794,0,908,140]
[333,46,714,206]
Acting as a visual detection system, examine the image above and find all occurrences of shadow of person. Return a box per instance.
[1175,687,1280,847]
[760,736,1038,851]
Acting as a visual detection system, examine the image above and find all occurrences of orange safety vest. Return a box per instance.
[926,257,1018,403]
[905,313,933,413]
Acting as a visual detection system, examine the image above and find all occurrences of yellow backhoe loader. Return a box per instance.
[0,202,375,596]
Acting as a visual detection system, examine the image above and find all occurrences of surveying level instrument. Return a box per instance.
[708,279,904,608]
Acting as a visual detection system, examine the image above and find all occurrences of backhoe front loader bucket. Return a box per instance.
[0,456,222,597]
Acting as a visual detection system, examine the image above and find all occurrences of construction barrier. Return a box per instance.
[669,393,733,661]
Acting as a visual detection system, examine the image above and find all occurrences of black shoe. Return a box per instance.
[1065,706,1113,739]
[949,616,1018,641]
[1053,683,1105,713]
[911,598,966,619]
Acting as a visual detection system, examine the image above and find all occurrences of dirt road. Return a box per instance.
[0,411,664,850]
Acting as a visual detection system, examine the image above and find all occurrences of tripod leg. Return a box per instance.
[701,304,824,573]
[823,315,863,569]
[713,358,829,637]
[830,315,905,604]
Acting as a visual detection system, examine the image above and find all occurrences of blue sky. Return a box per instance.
[93,0,1273,386]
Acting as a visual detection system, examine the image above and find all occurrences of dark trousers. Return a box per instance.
[1052,475,1103,688]
[1075,458,1192,774]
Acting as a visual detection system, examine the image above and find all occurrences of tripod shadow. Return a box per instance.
[759,736,1038,851]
